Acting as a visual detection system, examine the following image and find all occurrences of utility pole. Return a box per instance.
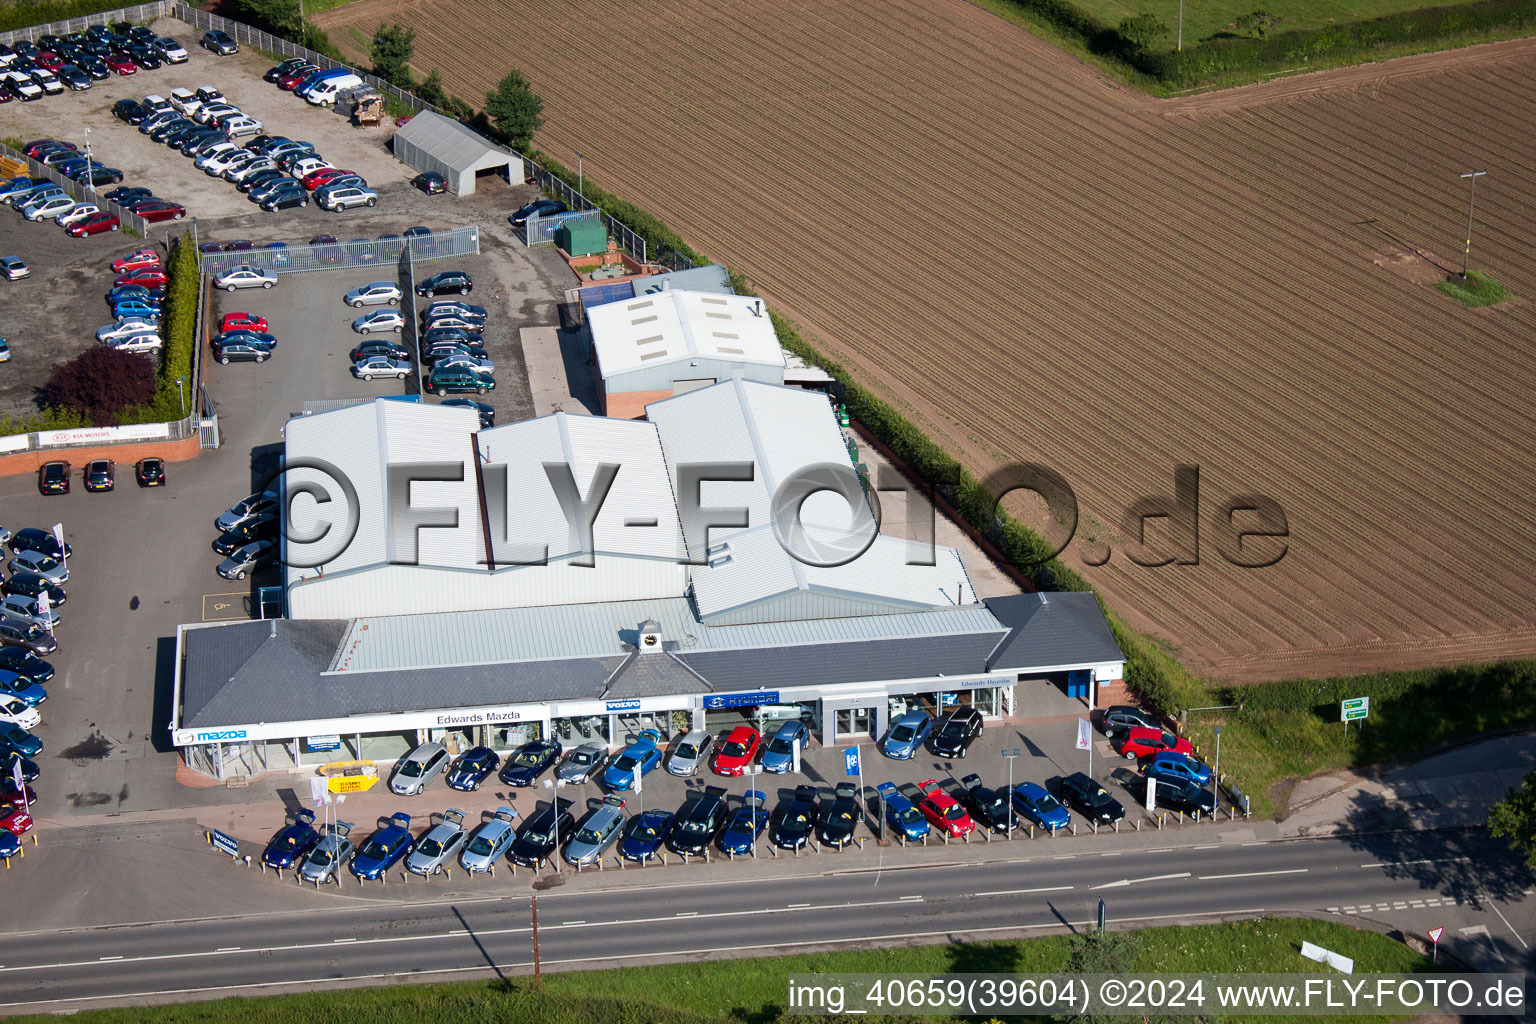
[1003,748,1020,832]
[1459,170,1486,279]
[1177,0,1184,50]
[531,894,541,985]
[575,150,584,203]
[82,127,95,203]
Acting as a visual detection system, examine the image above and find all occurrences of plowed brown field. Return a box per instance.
[317,0,1536,682]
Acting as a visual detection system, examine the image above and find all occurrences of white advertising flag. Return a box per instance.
[1076,718,1091,751]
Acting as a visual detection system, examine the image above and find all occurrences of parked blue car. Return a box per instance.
[261,808,320,869]
[497,738,563,787]
[0,670,46,707]
[880,711,933,760]
[619,808,675,863]
[759,721,808,774]
[603,729,663,791]
[716,790,770,856]
[1146,751,1212,786]
[113,301,162,322]
[1010,782,1070,831]
[349,812,414,880]
[876,782,931,842]
[0,724,42,759]
[446,746,500,791]
[0,178,37,203]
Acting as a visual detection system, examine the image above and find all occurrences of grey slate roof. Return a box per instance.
[182,619,624,730]
[983,592,1125,670]
[677,632,1007,693]
[602,647,714,699]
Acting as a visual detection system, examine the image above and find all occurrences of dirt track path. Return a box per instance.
[317,0,1536,683]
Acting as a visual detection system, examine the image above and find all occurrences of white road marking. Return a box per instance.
[674,912,697,917]
[1359,857,1469,868]
[215,947,241,952]
[97,956,123,961]
[332,938,357,943]
[898,895,923,901]
[562,921,585,925]
[1091,872,1191,890]
[1481,892,1530,950]
[1198,868,1308,881]
[976,886,1074,897]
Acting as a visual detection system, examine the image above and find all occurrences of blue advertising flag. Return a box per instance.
[845,746,861,777]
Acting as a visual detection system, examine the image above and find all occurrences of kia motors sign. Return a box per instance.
[36,423,169,446]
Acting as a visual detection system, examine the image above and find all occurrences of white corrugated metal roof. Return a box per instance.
[477,411,686,564]
[329,597,1006,674]
[587,289,785,380]
[283,400,483,581]
[392,110,513,174]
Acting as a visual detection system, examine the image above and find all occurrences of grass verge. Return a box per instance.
[5,919,1431,1024]
[1434,270,1510,307]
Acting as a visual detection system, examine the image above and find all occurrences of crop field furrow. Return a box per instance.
[316,0,1536,679]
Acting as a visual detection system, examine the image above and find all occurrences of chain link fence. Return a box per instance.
[197,225,480,277]
[0,140,151,237]
[0,0,168,44]
[523,208,601,248]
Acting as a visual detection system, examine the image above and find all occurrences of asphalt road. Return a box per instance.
[0,828,1527,1012]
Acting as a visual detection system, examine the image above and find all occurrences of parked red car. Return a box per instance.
[24,139,75,159]
[277,66,317,90]
[115,267,168,288]
[36,51,66,71]
[709,725,760,776]
[220,311,268,333]
[112,248,161,273]
[67,212,121,236]
[302,167,352,190]
[0,781,36,809]
[917,778,976,839]
[0,808,33,836]
[1117,727,1196,761]
[104,52,137,75]
[134,200,186,223]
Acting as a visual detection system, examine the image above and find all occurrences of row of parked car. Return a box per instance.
[94,248,169,354]
[0,138,134,235]
[213,489,280,580]
[264,56,368,109]
[0,24,188,101]
[0,526,62,855]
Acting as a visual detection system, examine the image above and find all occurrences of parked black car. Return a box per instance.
[958,772,1015,833]
[0,573,66,609]
[666,792,728,856]
[8,528,71,561]
[415,270,472,297]
[816,782,861,849]
[213,512,279,556]
[112,98,148,124]
[0,647,52,685]
[507,797,575,867]
[497,738,562,786]
[1058,772,1125,826]
[1143,775,1216,816]
[929,705,983,758]
[509,198,567,227]
[770,784,820,851]
[445,746,500,792]
[440,398,495,428]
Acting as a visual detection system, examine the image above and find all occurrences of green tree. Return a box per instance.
[370,23,415,87]
[415,68,448,109]
[227,0,301,37]
[1118,12,1170,50]
[1490,768,1536,869]
[483,69,545,152]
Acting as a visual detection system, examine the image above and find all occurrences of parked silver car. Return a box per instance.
[390,741,450,795]
[460,806,518,874]
[352,310,404,334]
[8,551,67,585]
[297,821,354,885]
[556,741,609,784]
[343,281,402,308]
[563,795,628,868]
[0,593,59,629]
[666,729,714,777]
[213,264,278,291]
[404,808,467,876]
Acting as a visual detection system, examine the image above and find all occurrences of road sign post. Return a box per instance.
[1428,926,1443,963]
[1341,697,1370,737]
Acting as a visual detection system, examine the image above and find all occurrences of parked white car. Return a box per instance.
[223,116,263,139]
[214,265,278,291]
[97,318,160,343]
[434,352,495,374]
[57,204,100,228]
[290,156,333,179]
[0,697,41,731]
[343,281,401,308]
[201,149,249,175]
[22,195,75,222]
[229,160,278,183]
[5,72,43,100]
[318,186,377,212]
[351,355,411,380]
[107,331,164,354]
[194,102,241,125]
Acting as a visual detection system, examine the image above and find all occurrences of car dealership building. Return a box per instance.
[172,383,1126,781]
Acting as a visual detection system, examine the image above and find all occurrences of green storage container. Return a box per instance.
[558,218,608,257]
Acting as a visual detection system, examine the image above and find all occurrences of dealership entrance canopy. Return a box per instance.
[172,383,1125,779]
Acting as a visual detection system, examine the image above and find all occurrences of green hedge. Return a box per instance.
[997,0,1536,88]
[1224,660,1536,713]
[0,0,132,34]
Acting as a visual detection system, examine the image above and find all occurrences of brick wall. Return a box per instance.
[1096,678,1132,709]
[0,434,201,478]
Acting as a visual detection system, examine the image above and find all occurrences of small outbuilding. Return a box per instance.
[390,110,522,196]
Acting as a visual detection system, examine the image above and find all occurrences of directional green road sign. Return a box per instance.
[1341,697,1370,722]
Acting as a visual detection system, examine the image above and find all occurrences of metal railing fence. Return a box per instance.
[0,0,168,45]
[196,225,480,277]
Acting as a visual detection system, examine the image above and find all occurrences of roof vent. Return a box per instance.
[638,619,662,653]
